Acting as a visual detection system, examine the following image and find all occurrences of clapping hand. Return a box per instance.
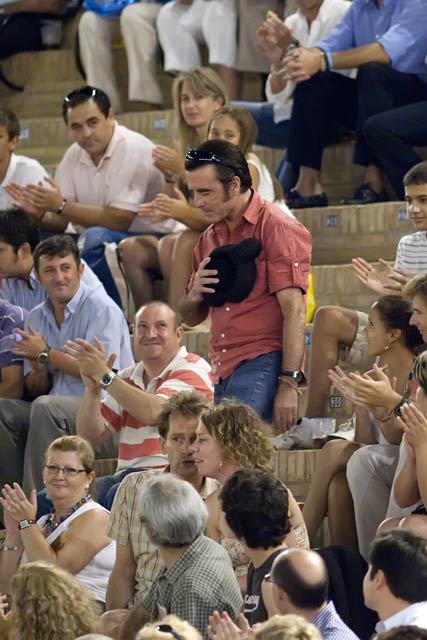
[0,483,37,524]
[352,257,412,295]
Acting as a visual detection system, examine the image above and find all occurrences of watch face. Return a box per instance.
[37,351,49,364]
[101,372,115,388]
[295,371,303,383]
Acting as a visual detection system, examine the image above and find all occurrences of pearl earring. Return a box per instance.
[219,459,223,469]
[384,344,390,351]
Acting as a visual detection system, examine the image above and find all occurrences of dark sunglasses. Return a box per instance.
[155,624,182,640]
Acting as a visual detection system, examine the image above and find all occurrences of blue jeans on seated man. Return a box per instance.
[36,468,138,518]
[77,227,146,307]
[214,350,282,422]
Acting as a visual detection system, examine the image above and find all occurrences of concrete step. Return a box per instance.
[297,201,410,264]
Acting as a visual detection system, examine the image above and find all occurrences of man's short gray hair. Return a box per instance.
[139,474,208,547]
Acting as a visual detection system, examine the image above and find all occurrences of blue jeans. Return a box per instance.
[214,351,282,422]
[77,228,145,307]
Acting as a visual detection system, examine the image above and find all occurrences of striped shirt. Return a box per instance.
[395,231,427,274]
[107,468,218,608]
[311,601,359,640]
[101,346,213,470]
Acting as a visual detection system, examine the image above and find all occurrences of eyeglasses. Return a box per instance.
[155,625,182,640]
[63,86,99,107]
[264,573,277,585]
[44,464,89,477]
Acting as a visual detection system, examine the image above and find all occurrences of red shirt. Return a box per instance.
[187,191,312,382]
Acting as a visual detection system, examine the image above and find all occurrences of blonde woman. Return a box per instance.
[190,401,308,589]
[0,436,115,604]
[0,561,100,640]
[136,614,201,640]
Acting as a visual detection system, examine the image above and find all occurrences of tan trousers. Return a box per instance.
[78,3,163,112]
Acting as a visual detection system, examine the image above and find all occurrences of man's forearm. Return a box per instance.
[106,567,136,610]
[76,388,109,445]
[61,202,134,231]
[178,293,209,327]
[329,42,390,70]
[281,303,306,371]
[106,377,165,425]
[48,349,81,378]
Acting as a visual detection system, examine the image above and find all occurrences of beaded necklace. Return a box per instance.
[45,493,91,534]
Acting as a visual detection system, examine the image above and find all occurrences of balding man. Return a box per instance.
[269,549,358,640]
[71,301,213,506]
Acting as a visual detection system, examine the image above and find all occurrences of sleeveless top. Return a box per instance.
[244,548,284,626]
[21,501,116,603]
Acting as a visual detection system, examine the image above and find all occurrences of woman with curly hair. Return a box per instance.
[0,561,100,640]
[190,401,308,588]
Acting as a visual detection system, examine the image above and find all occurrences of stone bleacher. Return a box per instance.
[0,30,411,515]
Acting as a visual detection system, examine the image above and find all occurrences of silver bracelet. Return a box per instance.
[0,541,19,551]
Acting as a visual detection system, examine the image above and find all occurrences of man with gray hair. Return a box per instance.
[118,474,243,640]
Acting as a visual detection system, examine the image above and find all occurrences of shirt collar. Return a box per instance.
[0,153,17,187]
[42,279,88,318]
[162,535,206,583]
[310,601,336,627]
[137,345,189,384]
[376,602,427,633]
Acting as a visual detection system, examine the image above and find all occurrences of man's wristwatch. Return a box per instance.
[37,345,51,365]
[279,370,303,383]
[393,398,409,417]
[99,371,117,389]
[18,519,36,530]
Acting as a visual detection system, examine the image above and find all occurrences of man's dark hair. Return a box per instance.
[157,390,211,439]
[62,85,111,123]
[378,626,427,640]
[0,109,20,140]
[219,469,291,549]
[33,235,81,273]
[403,161,427,187]
[0,208,40,252]
[185,139,252,192]
[368,530,427,603]
[272,551,329,610]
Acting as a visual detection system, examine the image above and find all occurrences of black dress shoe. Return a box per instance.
[341,183,388,205]
[286,189,329,209]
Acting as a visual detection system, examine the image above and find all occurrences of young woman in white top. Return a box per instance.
[0,436,115,604]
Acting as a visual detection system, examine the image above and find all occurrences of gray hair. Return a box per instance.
[139,474,208,547]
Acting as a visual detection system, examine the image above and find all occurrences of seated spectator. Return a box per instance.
[0,235,133,494]
[114,474,243,640]
[364,530,427,632]
[156,1,240,98]
[0,561,100,639]
[120,67,228,311]
[302,295,422,552]
[68,301,212,507]
[78,1,169,114]
[210,548,357,640]
[137,615,201,640]
[191,400,308,584]
[100,391,217,637]
[379,351,427,537]
[0,208,102,309]
[207,105,292,213]
[0,0,80,59]
[0,300,28,399]
[219,469,292,624]
[0,436,115,604]
[300,161,427,425]
[0,110,48,208]
[280,0,427,208]
[364,102,427,202]
[7,86,173,306]
[237,0,351,190]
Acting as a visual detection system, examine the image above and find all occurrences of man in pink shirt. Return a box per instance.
[7,86,183,306]
[179,139,312,431]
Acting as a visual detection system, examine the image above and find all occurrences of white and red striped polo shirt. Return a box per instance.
[101,346,213,471]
